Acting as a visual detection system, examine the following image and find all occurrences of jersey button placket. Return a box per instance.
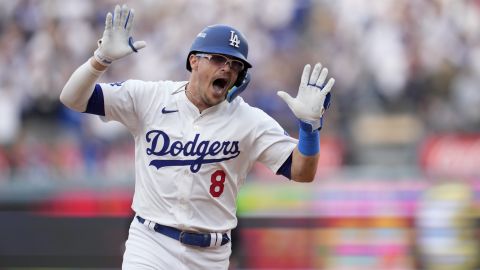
[192,117,201,132]
[178,117,199,223]
[178,167,193,222]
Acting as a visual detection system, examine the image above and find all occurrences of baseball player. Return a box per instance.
[60,4,334,270]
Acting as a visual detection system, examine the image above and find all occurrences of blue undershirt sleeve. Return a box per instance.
[83,84,105,116]
[276,152,293,180]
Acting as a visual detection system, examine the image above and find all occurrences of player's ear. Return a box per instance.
[189,54,199,71]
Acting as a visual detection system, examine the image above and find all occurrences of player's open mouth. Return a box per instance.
[212,78,229,94]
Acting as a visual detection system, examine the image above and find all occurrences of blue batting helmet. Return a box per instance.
[186,24,252,87]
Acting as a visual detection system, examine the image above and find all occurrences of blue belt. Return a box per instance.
[136,216,230,248]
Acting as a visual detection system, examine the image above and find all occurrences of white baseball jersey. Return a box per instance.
[99,79,297,232]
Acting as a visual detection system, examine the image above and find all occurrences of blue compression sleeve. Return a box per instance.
[83,84,105,116]
[298,121,320,156]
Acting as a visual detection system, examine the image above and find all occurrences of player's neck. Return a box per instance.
[185,82,208,113]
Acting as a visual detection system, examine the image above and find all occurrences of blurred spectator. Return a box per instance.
[1,0,480,182]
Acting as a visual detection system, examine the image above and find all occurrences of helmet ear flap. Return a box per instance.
[235,70,247,87]
[227,73,251,102]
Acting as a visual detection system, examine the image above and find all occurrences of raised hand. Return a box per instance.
[94,4,146,66]
[277,63,334,130]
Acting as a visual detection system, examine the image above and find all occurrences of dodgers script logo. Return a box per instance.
[145,130,240,173]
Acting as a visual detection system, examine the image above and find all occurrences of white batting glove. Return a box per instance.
[277,63,335,131]
[94,4,146,66]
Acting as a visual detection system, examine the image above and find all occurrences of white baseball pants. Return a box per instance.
[122,218,232,269]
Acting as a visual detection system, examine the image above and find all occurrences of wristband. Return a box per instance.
[299,118,323,132]
[88,60,106,76]
[298,120,320,156]
[94,49,113,66]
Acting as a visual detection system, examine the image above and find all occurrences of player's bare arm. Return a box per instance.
[278,63,335,182]
[59,4,145,112]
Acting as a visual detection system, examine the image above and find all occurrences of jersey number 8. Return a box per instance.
[210,170,226,197]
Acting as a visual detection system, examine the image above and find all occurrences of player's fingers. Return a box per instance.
[113,5,121,28]
[124,10,131,30]
[322,78,335,93]
[120,4,128,29]
[125,9,135,32]
[105,12,113,31]
[300,64,311,87]
[309,63,322,85]
[277,91,295,107]
[133,40,147,51]
[316,67,328,87]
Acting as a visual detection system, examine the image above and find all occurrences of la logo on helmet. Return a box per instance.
[229,31,240,48]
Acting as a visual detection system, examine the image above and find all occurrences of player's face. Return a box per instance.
[188,53,240,110]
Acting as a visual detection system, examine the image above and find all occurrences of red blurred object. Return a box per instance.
[316,136,344,174]
[34,190,133,217]
[241,228,315,269]
[420,134,480,177]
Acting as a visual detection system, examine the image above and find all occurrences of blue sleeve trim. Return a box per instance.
[83,84,105,116]
[276,153,293,180]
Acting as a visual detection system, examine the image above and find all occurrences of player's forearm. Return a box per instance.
[60,57,107,112]
[290,148,319,182]
[288,119,321,182]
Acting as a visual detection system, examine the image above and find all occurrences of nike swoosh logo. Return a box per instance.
[162,107,179,114]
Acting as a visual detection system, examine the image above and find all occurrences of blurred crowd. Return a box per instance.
[0,0,480,183]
